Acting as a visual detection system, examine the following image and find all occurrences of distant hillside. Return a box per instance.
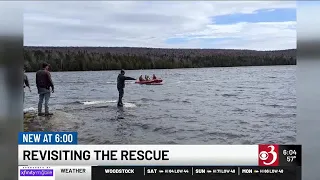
[23,46,296,72]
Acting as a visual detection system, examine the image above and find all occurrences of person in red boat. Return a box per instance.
[139,75,144,81]
[152,74,157,80]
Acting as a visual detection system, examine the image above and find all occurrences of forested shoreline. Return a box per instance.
[23,46,296,72]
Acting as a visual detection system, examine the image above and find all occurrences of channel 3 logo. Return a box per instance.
[258,144,279,166]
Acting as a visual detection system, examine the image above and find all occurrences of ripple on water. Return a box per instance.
[153,127,177,134]
[261,113,296,118]
[205,131,246,139]
[222,94,238,97]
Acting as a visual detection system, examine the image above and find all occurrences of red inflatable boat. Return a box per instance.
[135,79,163,85]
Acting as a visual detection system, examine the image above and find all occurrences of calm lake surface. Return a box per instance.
[24,66,296,144]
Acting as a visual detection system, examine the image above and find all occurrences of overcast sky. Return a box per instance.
[23,1,297,50]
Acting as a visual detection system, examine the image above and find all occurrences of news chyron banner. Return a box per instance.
[18,132,301,180]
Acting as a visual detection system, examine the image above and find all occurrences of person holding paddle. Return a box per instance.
[152,74,157,80]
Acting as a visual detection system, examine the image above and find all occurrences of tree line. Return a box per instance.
[23,46,296,72]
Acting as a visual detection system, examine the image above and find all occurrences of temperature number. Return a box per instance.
[287,156,296,162]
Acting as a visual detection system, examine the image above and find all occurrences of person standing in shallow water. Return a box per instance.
[117,69,136,107]
[36,63,54,116]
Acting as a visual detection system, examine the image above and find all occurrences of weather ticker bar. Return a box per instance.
[92,166,301,180]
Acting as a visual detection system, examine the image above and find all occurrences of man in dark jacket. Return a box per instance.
[117,69,136,107]
[36,63,54,116]
[23,68,31,104]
